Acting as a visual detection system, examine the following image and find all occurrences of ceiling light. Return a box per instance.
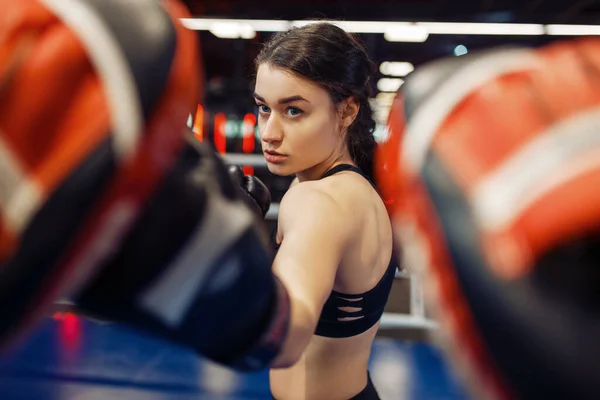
[181,18,599,38]
[181,18,288,33]
[418,22,544,35]
[377,78,404,93]
[207,22,256,39]
[454,44,468,56]
[546,24,600,35]
[384,25,429,42]
[380,61,415,76]
[291,20,391,34]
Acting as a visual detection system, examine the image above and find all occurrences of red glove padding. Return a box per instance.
[0,0,199,350]
[376,38,600,400]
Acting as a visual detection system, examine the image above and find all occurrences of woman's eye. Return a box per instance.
[257,104,270,114]
[286,107,303,117]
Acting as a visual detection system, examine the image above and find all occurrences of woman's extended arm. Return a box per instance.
[269,183,353,368]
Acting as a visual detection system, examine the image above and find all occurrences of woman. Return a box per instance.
[253,23,396,400]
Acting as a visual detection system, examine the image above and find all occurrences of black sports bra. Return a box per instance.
[272,164,397,338]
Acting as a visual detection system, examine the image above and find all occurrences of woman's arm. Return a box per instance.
[269,183,353,368]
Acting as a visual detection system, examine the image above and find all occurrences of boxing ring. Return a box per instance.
[0,315,465,400]
[223,153,439,332]
[0,153,457,400]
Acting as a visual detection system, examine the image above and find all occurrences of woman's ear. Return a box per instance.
[339,97,360,131]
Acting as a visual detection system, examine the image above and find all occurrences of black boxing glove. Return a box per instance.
[227,165,271,218]
[75,136,290,372]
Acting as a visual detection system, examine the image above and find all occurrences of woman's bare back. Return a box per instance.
[270,171,393,400]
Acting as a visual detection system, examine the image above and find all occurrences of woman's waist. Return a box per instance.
[270,336,372,397]
[270,358,370,400]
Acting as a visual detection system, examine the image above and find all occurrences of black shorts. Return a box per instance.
[271,372,380,400]
[350,372,380,400]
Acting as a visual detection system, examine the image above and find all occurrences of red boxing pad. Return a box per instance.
[377,38,600,400]
[0,0,200,349]
[374,92,405,215]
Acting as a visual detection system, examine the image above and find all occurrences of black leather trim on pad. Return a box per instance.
[84,0,177,119]
[76,135,212,312]
[76,136,278,363]
[0,138,116,338]
[421,150,600,399]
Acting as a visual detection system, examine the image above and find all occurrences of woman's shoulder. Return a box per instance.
[279,175,370,221]
[276,180,354,240]
[317,171,378,207]
[280,180,342,212]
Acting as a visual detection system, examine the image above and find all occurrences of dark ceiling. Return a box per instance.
[182,0,600,112]
[184,0,600,23]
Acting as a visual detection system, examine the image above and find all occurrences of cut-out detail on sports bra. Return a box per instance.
[271,164,397,338]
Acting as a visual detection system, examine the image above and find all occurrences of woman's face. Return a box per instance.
[254,64,344,177]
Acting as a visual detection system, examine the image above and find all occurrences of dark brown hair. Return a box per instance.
[255,22,376,179]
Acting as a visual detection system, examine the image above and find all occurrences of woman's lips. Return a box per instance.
[264,150,287,163]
